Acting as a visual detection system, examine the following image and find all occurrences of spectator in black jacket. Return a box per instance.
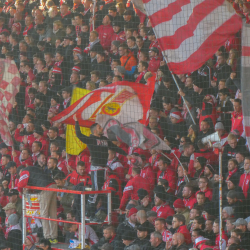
[34,93,48,123]
[6,213,22,250]
[45,157,62,179]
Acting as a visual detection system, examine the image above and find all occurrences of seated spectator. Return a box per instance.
[172,214,191,245]
[135,61,148,84]
[182,184,197,210]
[154,218,172,243]
[7,189,22,216]
[24,235,37,250]
[173,199,190,225]
[196,177,213,201]
[148,47,161,73]
[226,190,245,219]
[213,218,228,249]
[231,99,243,136]
[151,185,174,219]
[148,231,165,250]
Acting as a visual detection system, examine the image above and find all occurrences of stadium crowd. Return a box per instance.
[0,0,249,250]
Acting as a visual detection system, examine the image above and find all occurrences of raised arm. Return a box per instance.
[74,115,92,145]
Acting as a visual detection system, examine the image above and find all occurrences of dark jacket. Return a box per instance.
[91,235,117,250]
[7,229,22,250]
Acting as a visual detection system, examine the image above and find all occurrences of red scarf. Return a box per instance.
[135,70,147,83]
[23,23,33,36]
[84,44,91,54]
[54,60,63,67]
[226,167,238,181]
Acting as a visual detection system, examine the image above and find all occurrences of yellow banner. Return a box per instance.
[66,88,91,155]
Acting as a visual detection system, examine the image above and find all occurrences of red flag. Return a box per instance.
[0,59,21,146]
[51,75,155,127]
[142,0,242,74]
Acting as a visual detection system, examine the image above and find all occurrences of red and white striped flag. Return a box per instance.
[0,59,20,146]
[242,23,250,148]
[141,0,242,74]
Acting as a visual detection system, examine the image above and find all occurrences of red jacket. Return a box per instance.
[149,153,162,172]
[107,158,125,181]
[8,173,18,189]
[148,56,161,72]
[67,171,92,187]
[111,31,126,43]
[177,225,191,245]
[14,128,35,151]
[103,174,122,200]
[195,188,213,201]
[119,174,150,210]
[151,203,174,219]
[35,137,49,157]
[96,24,114,50]
[157,168,176,194]
[140,164,156,193]
[183,194,197,209]
[231,111,244,135]
[57,158,69,176]
[0,195,8,208]
[239,172,250,198]
[77,149,91,174]
[13,155,33,167]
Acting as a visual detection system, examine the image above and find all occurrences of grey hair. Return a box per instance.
[151,231,162,240]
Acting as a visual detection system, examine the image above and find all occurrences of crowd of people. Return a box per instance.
[0,0,249,250]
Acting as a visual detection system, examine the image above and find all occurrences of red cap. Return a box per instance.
[52,66,62,74]
[173,199,185,209]
[128,207,138,217]
[72,66,81,72]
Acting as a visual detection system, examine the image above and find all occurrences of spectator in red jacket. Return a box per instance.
[152,185,174,219]
[12,148,33,167]
[119,167,150,210]
[172,214,192,245]
[157,157,176,194]
[231,99,243,136]
[195,177,213,201]
[182,184,197,209]
[67,161,92,187]
[148,47,161,73]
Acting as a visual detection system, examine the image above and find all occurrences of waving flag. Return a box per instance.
[96,114,171,151]
[0,59,20,146]
[141,0,242,74]
[66,88,91,155]
[242,22,250,148]
[52,75,155,127]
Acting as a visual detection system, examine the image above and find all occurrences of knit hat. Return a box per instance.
[195,236,209,247]
[173,199,185,209]
[193,80,207,89]
[122,231,135,241]
[196,157,207,168]
[34,126,44,136]
[223,206,234,216]
[52,66,62,74]
[26,235,36,245]
[215,122,224,130]
[8,213,19,226]
[72,66,81,72]
[51,95,60,104]
[137,189,148,200]
[205,164,215,174]
[111,40,120,48]
[227,175,239,187]
[127,207,138,218]
[116,66,126,75]
[73,47,82,54]
[170,111,183,121]
[154,185,167,201]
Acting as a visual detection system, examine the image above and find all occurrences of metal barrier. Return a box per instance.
[22,185,112,248]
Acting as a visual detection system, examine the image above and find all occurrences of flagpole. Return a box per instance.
[161,152,189,182]
[163,58,196,125]
[148,24,196,125]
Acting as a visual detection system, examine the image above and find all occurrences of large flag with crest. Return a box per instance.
[52,75,155,127]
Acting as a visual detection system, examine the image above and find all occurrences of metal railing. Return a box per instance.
[22,185,112,248]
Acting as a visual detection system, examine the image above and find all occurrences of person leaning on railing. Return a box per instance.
[17,166,58,245]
